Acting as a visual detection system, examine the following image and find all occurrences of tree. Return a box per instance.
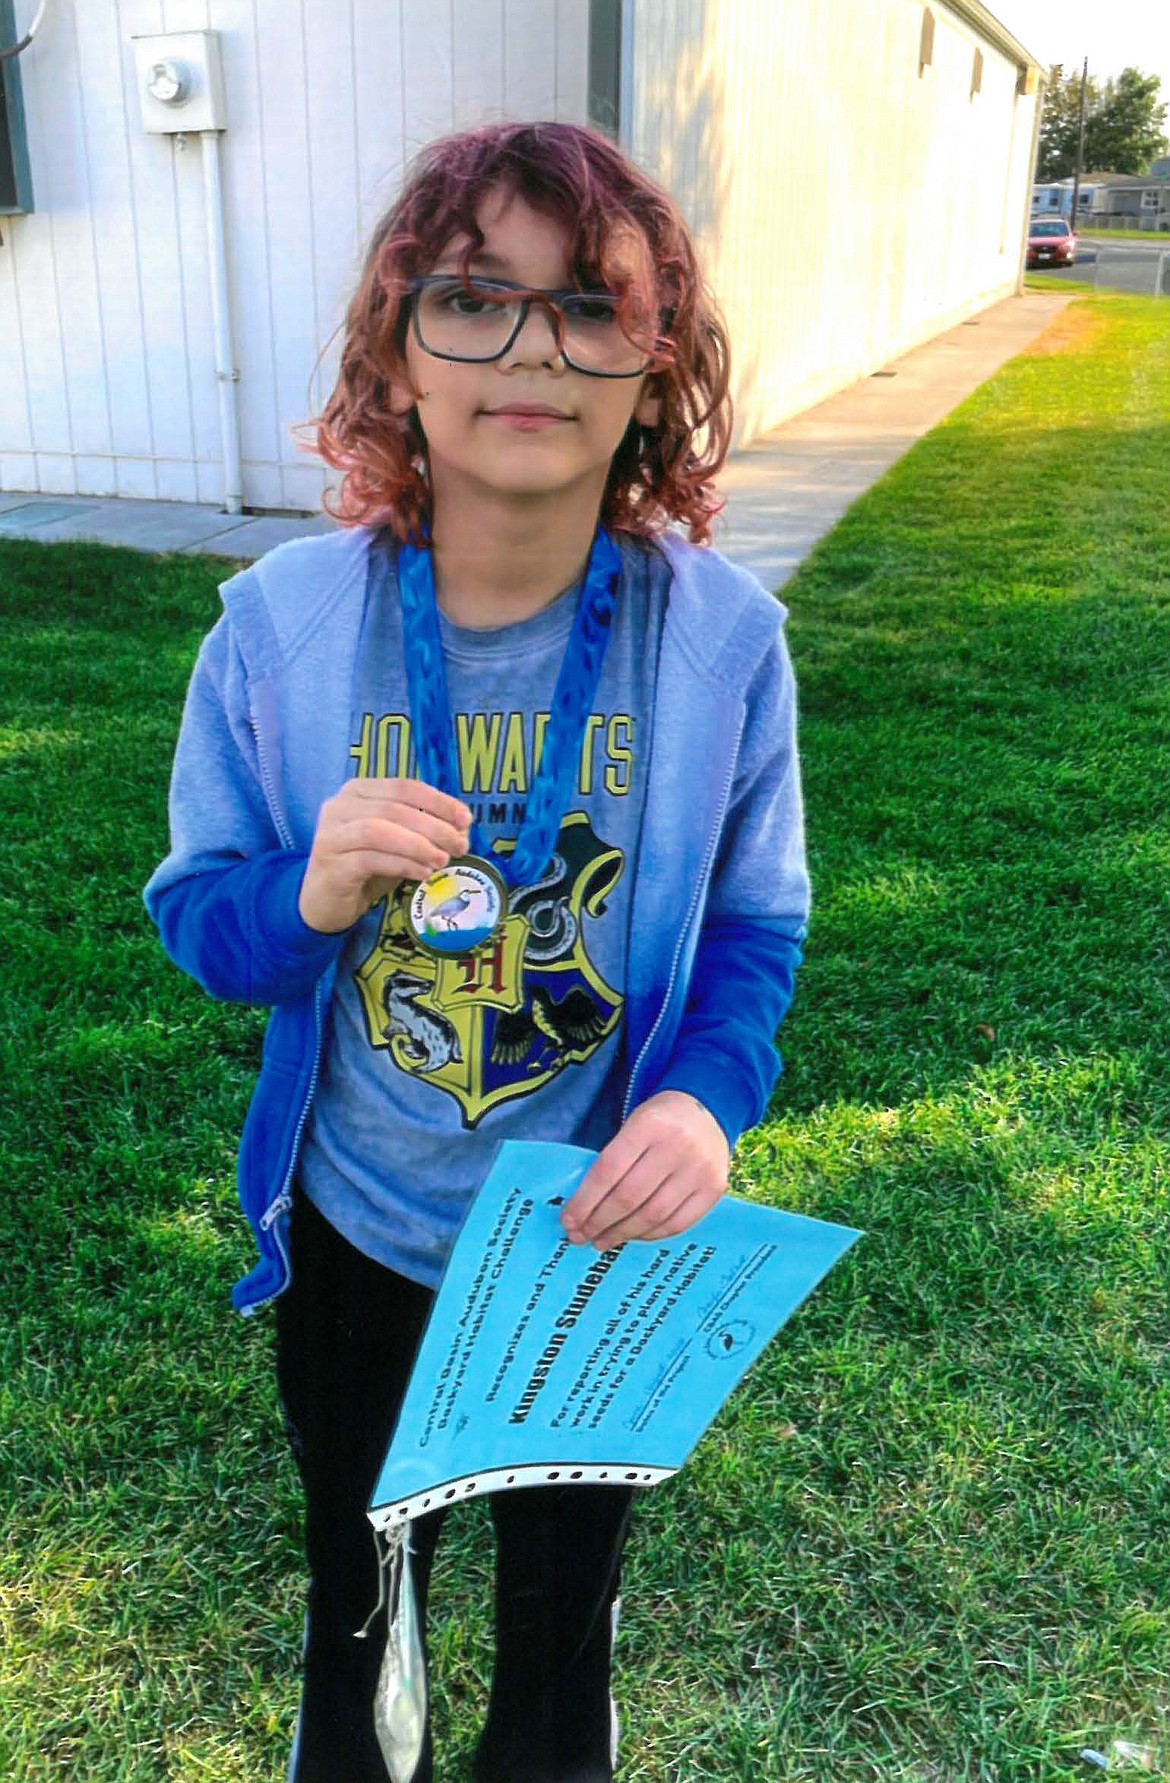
[1038,64,1168,181]
[1085,69,1168,175]
[1037,65,1097,182]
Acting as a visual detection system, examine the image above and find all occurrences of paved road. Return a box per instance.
[1032,237,1170,297]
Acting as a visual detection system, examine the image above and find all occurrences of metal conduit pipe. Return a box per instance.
[133,31,241,514]
[199,128,243,514]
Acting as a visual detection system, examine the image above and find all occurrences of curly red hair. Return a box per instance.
[299,121,732,545]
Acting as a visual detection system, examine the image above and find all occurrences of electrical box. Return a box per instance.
[131,30,227,134]
[1,0,34,213]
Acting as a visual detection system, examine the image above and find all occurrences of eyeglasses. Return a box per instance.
[407,275,668,378]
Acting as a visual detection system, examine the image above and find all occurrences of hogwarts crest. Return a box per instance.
[354,812,624,1127]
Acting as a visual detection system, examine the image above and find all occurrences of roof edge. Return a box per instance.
[939,1,1045,78]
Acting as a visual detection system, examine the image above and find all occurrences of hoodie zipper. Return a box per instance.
[621,751,738,1122]
[243,706,326,1312]
[243,974,326,1312]
[249,709,295,851]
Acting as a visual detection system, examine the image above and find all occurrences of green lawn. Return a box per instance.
[2,292,1169,1781]
[1024,274,1097,296]
[1076,226,1169,241]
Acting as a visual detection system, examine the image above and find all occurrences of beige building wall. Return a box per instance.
[627,0,1041,447]
[1,0,1040,505]
[0,0,591,510]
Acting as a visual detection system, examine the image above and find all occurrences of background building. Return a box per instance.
[0,0,1043,515]
[1032,168,1170,225]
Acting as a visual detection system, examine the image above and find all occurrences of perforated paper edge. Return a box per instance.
[368,1462,674,1531]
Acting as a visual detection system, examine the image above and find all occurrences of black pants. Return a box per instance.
[275,1190,635,1783]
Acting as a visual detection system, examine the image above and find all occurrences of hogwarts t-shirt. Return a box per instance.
[297,536,668,1287]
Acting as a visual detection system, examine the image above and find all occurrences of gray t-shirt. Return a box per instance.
[298,540,666,1286]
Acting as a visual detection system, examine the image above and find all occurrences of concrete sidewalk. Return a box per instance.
[710,290,1070,589]
[0,292,1070,589]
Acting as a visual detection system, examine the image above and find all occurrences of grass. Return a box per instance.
[2,290,1169,1781]
[1076,226,1170,241]
[1024,274,1097,296]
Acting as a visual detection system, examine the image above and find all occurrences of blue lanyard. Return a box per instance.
[395,527,622,887]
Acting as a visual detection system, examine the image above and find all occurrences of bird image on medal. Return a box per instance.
[407,856,508,956]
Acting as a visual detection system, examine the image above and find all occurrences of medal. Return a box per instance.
[396,527,621,957]
[407,854,507,956]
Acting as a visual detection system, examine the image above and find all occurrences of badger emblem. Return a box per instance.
[384,975,462,1071]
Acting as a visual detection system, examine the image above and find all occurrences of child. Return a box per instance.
[144,120,809,1783]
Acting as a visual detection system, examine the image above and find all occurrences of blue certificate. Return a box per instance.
[369,1142,861,1532]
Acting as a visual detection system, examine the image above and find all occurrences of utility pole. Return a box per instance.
[1070,56,1089,229]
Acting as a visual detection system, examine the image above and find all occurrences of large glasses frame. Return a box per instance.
[407,274,672,379]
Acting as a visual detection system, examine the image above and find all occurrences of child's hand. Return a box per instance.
[298,778,472,934]
[562,1091,730,1249]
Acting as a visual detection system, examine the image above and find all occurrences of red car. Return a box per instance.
[1027,218,1078,267]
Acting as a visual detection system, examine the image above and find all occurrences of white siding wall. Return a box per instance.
[626,0,1040,447]
[0,0,592,508]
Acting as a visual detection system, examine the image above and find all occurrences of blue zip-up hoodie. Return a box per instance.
[143,526,809,1315]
